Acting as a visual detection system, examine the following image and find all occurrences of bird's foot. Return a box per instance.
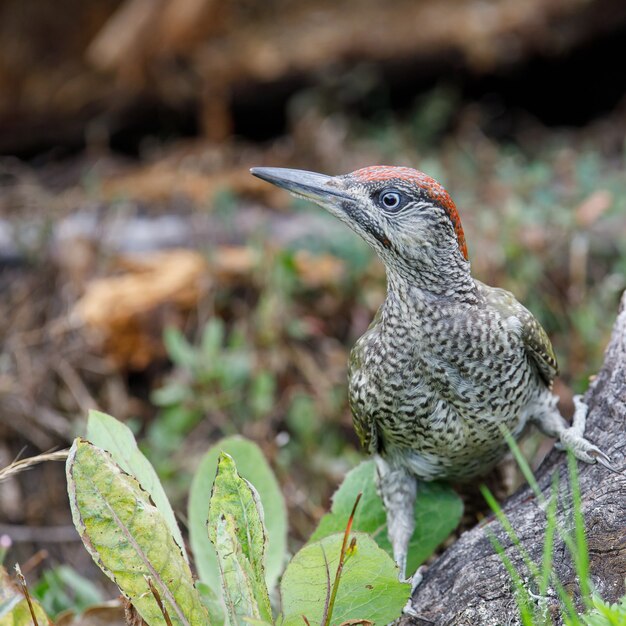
[401,566,426,616]
[407,565,425,593]
[555,395,616,471]
[402,601,419,618]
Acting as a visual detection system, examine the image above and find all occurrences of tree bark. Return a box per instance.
[404,291,626,626]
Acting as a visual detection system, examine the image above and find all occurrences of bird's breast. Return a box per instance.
[348,305,540,479]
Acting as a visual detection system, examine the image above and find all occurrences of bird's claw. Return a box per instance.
[551,394,610,465]
[588,446,612,465]
[589,448,622,474]
[554,395,622,472]
[557,429,620,472]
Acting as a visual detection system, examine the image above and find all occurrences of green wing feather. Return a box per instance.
[477,281,559,388]
[349,394,378,453]
[517,306,559,387]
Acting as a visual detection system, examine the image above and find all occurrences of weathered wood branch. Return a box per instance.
[404,291,626,626]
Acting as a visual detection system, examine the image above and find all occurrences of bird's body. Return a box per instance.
[250,164,611,581]
[349,279,552,481]
[350,282,530,480]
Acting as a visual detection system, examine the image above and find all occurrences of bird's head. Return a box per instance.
[250,165,468,279]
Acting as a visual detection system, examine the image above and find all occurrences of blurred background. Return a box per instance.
[1,0,626,611]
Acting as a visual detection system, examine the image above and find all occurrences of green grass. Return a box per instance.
[482,431,625,625]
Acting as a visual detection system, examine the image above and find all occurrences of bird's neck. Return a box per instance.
[385,256,478,307]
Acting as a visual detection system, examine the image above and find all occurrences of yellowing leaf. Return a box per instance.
[207,453,272,625]
[0,566,50,626]
[66,438,210,626]
[87,410,188,562]
[189,436,286,592]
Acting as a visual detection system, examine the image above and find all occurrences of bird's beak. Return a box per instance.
[250,167,353,207]
[251,166,392,251]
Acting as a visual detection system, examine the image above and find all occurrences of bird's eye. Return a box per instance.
[379,191,403,212]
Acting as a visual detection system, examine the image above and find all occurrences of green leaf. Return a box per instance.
[196,583,225,626]
[201,319,225,359]
[151,382,192,407]
[580,595,626,626]
[86,410,188,562]
[66,438,210,626]
[250,372,276,418]
[32,564,103,617]
[0,567,50,626]
[207,453,272,625]
[189,436,286,592]
[311,460,462,574]
[0,599,49,626]
[281,532,409,625]
[164,326,197,369]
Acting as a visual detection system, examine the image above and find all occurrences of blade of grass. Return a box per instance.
[480,485,541,582]
[550,575,581,624]
[0,450,68,483]
[500,425,593,606]
[494,425,602,624]
[487,481,581,626]
[498,426,579,557]
[484,530,537,626]
[567,452,591,606]
[499,425,545,505]
[539,475,559,597]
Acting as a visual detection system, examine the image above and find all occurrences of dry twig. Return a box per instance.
[0,450,69,483]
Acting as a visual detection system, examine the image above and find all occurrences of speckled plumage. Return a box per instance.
[349,278,558,478]
[250,164,611,582]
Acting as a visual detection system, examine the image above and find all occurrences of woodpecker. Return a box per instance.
[250,165,612,581]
